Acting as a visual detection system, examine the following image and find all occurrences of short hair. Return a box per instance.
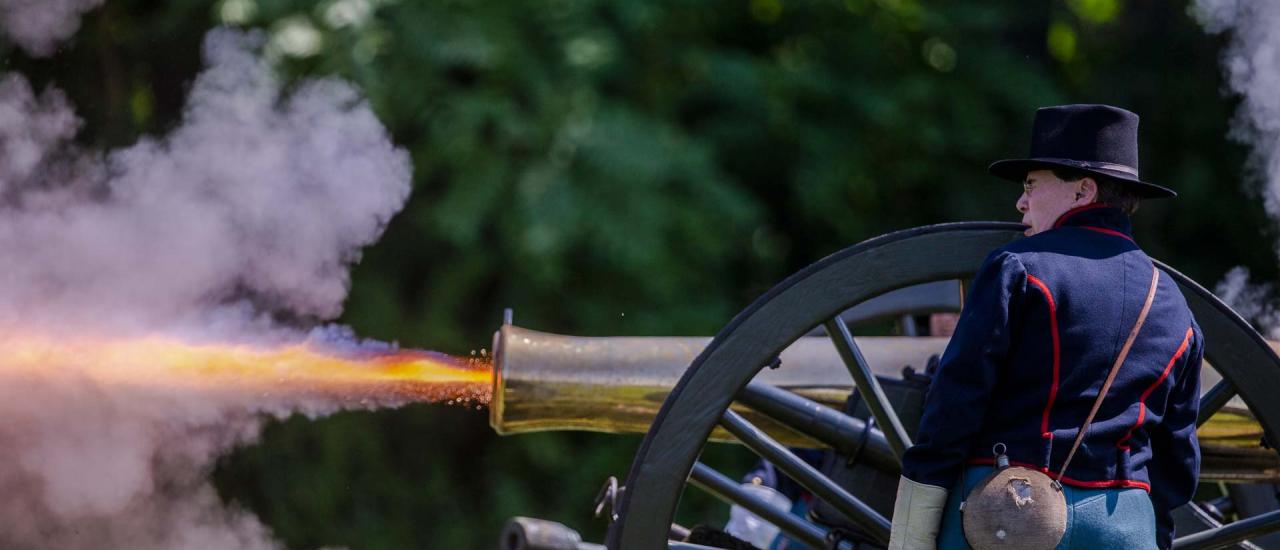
[1050,167,1141,215]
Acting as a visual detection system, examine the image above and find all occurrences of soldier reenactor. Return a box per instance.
[888,104,1203,550]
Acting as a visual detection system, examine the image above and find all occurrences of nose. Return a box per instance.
[1016,192,1029,214]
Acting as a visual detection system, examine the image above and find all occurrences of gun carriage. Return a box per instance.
[494,222,1280,550]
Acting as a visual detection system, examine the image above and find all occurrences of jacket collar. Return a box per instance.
[1050,203,1134,241]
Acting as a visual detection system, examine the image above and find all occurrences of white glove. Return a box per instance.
[724,483,790,548]
[887,475,948,550]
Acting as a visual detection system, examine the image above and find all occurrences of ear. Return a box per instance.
[1075,178,1099,205]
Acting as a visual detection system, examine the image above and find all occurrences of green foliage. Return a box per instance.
[7,0,1276,548]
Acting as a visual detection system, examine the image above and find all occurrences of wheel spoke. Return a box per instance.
[1198,380,1237,428]
[1174,508,1280,550]
[824,316,913,460]
[737,382,898,474]
[719,409,891,543]
[687,462,831,549]
[899,314,919,336]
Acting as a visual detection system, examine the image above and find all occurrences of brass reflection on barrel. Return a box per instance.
[490,325,1280,482]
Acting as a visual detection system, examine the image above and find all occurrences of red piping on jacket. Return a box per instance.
[1081,226,1135,243]
[1027,274,1061,438]
[967,456,1152,492]
[1052,203,1110,228]
[1116,327,1194,450]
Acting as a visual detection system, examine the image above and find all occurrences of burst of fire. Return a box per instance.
[0,330,492,407]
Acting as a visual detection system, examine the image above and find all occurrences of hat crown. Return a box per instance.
[988,104,1175,198]
[1028,104,1139,173]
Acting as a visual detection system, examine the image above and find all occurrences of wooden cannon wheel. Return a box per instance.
[605,222,1280,550]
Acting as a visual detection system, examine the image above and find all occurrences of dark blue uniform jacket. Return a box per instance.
[902,204,1203,549]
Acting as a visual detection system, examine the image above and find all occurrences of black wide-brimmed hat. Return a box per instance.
[988,104,1175,199]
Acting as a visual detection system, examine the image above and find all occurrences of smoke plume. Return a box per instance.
[0,0,105,56]
[1192,1,1280,330]
[1214,266,1280,338]
[1193,0,1280,215]
[0,26,412,550]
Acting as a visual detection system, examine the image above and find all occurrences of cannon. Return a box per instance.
[494,222,1280,550]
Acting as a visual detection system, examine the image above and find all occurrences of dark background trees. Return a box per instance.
[4,0,1272,547]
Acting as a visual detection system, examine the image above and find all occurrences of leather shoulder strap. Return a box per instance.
[1054,264,1160,482]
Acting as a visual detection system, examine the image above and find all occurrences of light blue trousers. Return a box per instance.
[937,465,1158,550]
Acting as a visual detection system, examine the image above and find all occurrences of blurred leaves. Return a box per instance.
[1048,21,1078,62]
[6,0,1275,548]
[1067,0,1121,25]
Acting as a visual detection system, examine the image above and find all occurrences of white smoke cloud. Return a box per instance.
[0,0,105,56]
[0,374,278,550]
[0,28,411,330]
[1214,266,1280,338]
[1192,0,1280,214]
[0,27,414,549]
[0,76,85,185]
[1194,1,1280,334]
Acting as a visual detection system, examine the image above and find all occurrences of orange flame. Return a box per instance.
[0,330,492,407]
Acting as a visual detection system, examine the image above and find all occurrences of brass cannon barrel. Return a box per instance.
[489,324,1280,482]
[490,325,946,446]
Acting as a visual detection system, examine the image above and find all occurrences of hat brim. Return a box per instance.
[988,158,1176,199]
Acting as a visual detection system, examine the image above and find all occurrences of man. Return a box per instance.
[888,104,1203,549]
